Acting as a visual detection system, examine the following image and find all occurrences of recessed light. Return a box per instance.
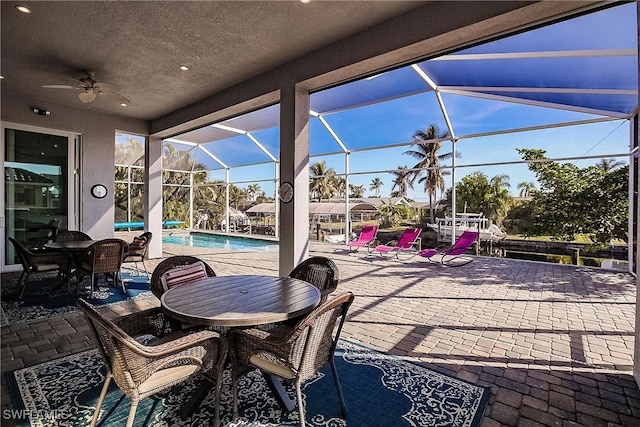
[180,65,189,71]
[120,103,127,107]
[16,5,31,13]
[300,0,311,3]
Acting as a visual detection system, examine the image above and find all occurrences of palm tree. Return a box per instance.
[390,166,412,198]
[403,124,452,222]
[369,177,384,197]
[597,158,624,172]
[517,181,536,197]
[349,184,365,198]
[309,161,337,201]
[489,174,512,224]
[228,184,246,209]
[115,137,145,166]
[377,202,404,228]
[246,183,261,201]
[332,176,347,199]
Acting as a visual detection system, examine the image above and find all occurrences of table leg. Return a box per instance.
[264,373,296,412]
[178,378,211,418]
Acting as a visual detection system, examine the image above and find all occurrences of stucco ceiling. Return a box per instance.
[0,1,426,121]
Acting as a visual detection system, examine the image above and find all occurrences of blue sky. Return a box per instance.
[118,2,636,204]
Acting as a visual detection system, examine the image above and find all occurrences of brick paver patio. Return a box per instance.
[2,237,638,426]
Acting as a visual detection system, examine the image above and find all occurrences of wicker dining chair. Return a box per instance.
[8,237,70,299]
[78,299,227,427]
[229,292,355,427]
[54,230,93,242]
[289,256,339,304]
[76,238,128,297]
[150,255,216,300]
[150,255,217,332]
[122,231,152,278]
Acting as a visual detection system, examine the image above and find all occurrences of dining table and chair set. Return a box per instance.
[78,253,355,427]
[8,230,153,299]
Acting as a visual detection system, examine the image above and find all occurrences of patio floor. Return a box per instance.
[1,239,638,426]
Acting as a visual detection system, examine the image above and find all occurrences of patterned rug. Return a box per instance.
[5,340,490,426]
[0,270,153,327]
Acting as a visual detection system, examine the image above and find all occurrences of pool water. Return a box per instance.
[162,232,277,251]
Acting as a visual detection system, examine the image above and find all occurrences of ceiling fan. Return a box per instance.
[42,71,130,105]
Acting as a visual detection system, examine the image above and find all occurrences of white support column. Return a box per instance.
[189,172,194,229]
[279,84,310,275]
[633,0,640,388]
[145,135,163,259]
[275,161,280,239]
[344,152,350,244]
[225,169,230,232]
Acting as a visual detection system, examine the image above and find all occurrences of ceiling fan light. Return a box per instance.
[79,91,96,103]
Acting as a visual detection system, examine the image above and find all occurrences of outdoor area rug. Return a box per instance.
[5,340,490,426]
[1,270,153,327]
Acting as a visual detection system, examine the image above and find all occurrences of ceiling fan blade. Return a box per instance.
[93,82,120,93]
[100,91,130,105]
[42,84,76,89]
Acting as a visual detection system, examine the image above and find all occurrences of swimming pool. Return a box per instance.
[162,232,277,251]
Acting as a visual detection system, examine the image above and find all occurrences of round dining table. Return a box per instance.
[161,274,322,414]
[161,275,321,327]
[44,240,97,251]
[44,240,98,291]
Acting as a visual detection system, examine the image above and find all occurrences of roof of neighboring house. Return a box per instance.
[327,197,411,207]
[5,167,54,184]
[246,202,377,215]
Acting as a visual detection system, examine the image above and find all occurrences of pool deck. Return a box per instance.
[1,234,638,426]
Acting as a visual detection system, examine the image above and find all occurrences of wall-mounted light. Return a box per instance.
[32,107,51,116]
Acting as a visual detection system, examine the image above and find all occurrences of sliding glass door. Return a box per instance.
[2,124,78,270]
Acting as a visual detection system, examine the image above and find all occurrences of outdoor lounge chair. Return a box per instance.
[348,225,378,252]
[371,227,422,259]
[418,230,479,266]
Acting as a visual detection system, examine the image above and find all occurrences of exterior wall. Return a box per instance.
[1,91,148,240]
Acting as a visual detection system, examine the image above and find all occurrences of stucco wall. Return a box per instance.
[1,90,148,239]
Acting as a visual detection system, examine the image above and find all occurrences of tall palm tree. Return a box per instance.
[369,177,384,197]
[309,161,337,201]
[390,166,413,198]
[597,158,624,172]
[403,124,452,222]
[517,181,536,197]
[246,183,261,201]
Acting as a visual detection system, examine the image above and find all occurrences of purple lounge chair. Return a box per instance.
[418,230,479,266]
[372,227,422,259]
[348,225,378,252]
